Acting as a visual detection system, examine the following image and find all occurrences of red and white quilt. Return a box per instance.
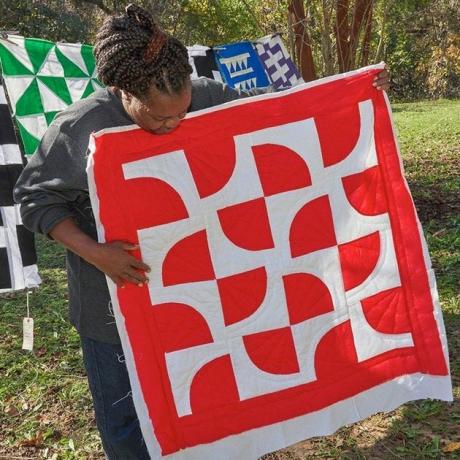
[87,64,452,459]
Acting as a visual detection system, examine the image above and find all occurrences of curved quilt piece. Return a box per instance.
[217,267,267,326]
[163,230,215,286]
[315,104,361,167]
[361,287,411,334]
[124,177,189,229]
[218,197,275,250]
[283,273,334,324]
[190,355,240,413]
[185,137,236,198]
[252,143,312,196]
[243,327,300,375]
[290,195,337,257]
[338,231,381,291]
[342,165,388,216]
[153,302,214,353]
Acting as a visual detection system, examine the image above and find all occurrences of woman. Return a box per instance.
[14,4,390,458]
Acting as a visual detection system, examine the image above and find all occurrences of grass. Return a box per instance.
[1,98,459,459]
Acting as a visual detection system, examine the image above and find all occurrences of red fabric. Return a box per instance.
[315,321,359,381]
[186,137,236,198]
[218,198,275,250]
[163,230,215,286]
[123,177,189,229]
[217,267,267,326]
[361,287,412,334]
[190,355,240,413]
[283,273,334,324]
[342,165,388,215]
[153,303,213,352]
[243,327,300,374]
[290,195,337,257]
[91,68,448,455]
[252,143,312,195]
[315,104,361,166]
[339,231,381,291]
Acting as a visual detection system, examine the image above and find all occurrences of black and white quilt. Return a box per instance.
[187,45,223,82]
[0,79,40,292]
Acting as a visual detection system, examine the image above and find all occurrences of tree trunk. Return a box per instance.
[349,0,373,69]
[321,0,335,75]
[288,0,317,81]
[360,1,373,66]
[375,0,391,63]
[287,8,297,65]
[335,0,350,72]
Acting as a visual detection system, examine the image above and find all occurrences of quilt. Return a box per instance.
[0,35,102,156]
[0,80,40,292]
[91,63,453,459]
[255,34,303,89]
[187,45,222,82]
[214,41,270,91]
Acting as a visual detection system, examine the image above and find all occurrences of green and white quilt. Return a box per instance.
[0,35,103,156]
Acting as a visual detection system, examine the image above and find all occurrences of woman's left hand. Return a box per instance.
[373,67,391,91]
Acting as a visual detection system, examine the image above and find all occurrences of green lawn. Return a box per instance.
[1,99,459,459]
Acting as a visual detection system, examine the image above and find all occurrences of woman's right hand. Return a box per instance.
[90,241,151,288]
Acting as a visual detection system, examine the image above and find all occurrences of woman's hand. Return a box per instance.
[373,67,391,91]
[91,241,150,288]
[49,218,150,288]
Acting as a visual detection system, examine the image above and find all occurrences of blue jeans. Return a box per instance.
[81,336,150,459]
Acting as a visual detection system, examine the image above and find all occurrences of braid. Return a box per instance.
[94,4,192,99]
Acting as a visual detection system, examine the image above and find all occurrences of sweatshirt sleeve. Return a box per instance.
[13,124,88,236]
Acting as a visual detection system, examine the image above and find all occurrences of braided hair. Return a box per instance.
[94,4,192,99]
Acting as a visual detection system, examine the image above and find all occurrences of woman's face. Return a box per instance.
[123,82,192,135]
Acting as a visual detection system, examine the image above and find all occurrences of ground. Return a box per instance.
[0,99,459,459]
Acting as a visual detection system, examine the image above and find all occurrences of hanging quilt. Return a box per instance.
[0,80,40,292]
[187,45,222,82]
[214,41,270,91]
[87,63,452,459]
[255,34,303,89]
[0,35,102,156]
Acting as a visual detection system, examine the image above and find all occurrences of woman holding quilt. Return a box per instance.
[14,4,390,458]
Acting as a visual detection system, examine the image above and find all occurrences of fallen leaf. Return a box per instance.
[4,405,19,416]
[36,347,47,357]
[443,442,460,453]
[20,430,43,447]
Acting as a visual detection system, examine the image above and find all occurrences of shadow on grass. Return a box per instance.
[408,178,460,225]
[391,99,457,114]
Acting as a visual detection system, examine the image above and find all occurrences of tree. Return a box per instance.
[0,0,95,43]
[288,0,317,81]
[288,0,378,79]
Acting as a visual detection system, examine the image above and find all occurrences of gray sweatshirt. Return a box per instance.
[14,78,271,344]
